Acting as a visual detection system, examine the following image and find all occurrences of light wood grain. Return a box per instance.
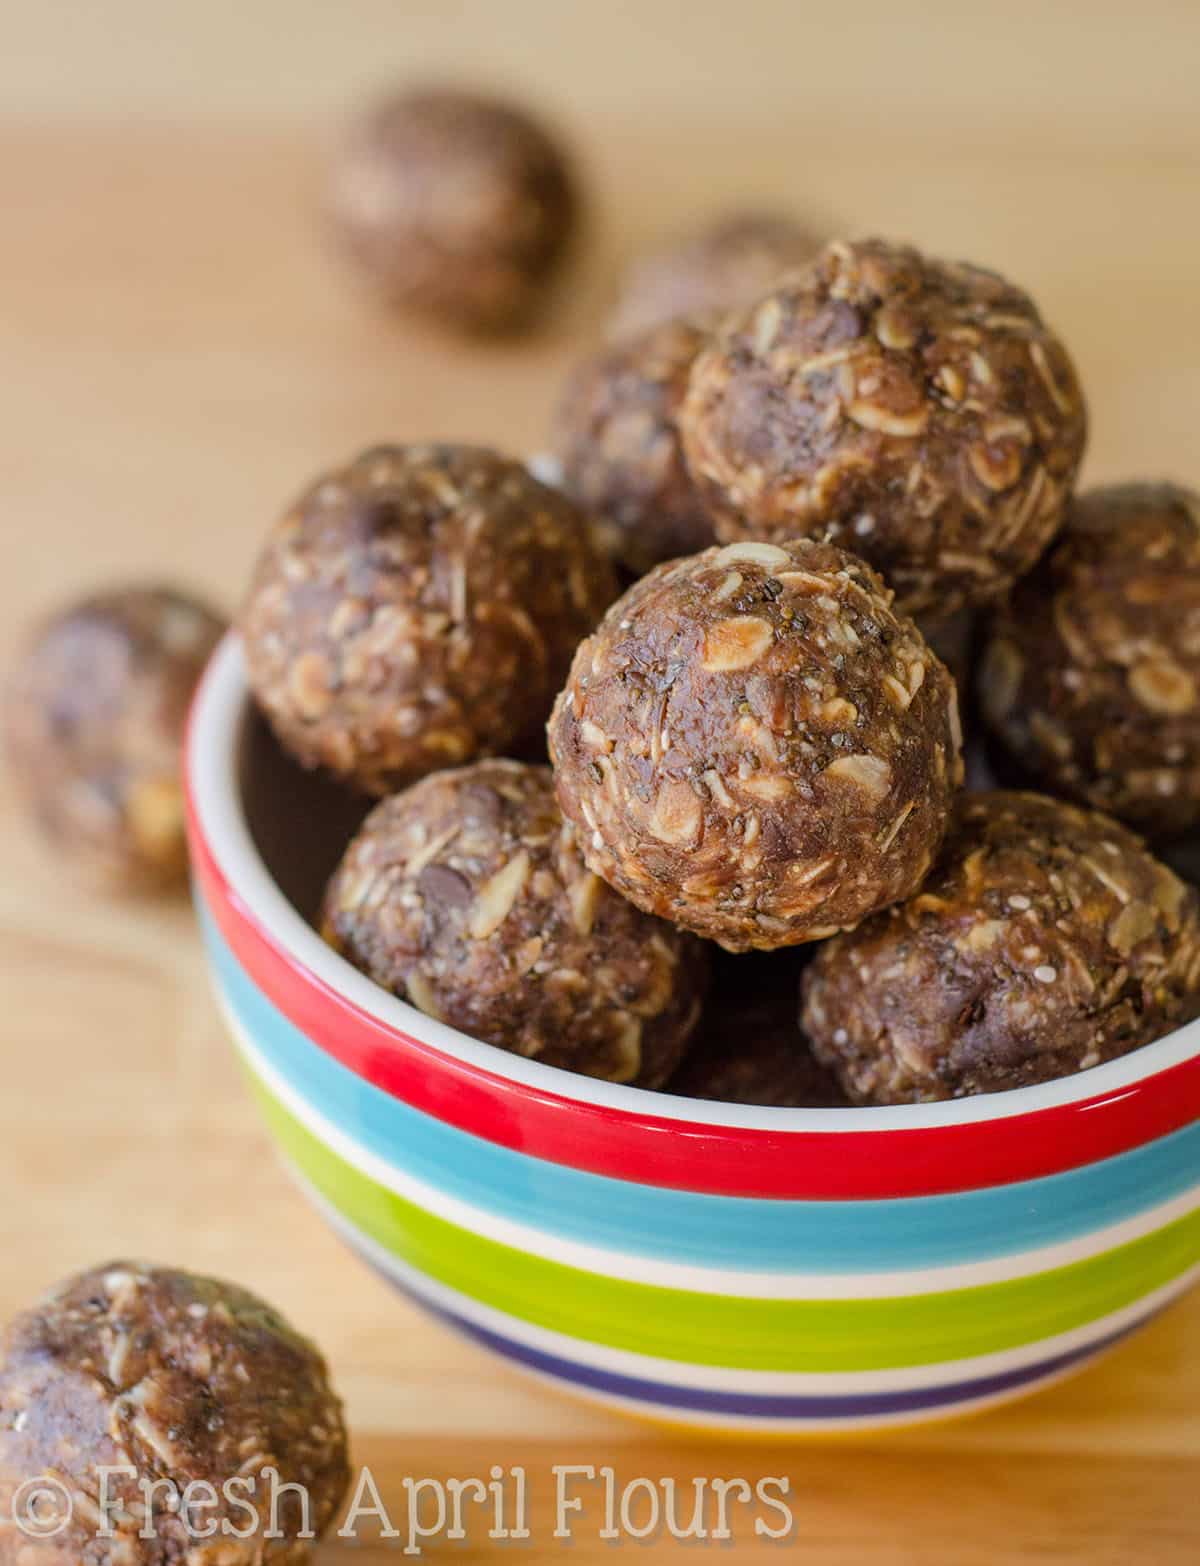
[1,37,1199,1562]
[324,1434,1200,1563]
[3,0,1199,143]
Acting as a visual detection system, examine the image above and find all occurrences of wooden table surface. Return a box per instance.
[2,56,1199,1562]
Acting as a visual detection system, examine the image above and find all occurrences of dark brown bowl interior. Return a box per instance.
[237,705,370,925]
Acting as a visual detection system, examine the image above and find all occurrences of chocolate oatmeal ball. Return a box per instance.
[241,445,617,796]
[670,952,848,1106]
[609,211,824,340]
[802,791,1200,1104]
[980,482,1200,838]
[3,586,224,889]
[553,317,717,576]
[323,760,707,1085]
[330,86,577,331]
[680,238,1088,621]
[0,1262,349,1565]
[548,537,964,951]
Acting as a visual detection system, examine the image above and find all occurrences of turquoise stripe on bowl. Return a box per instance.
[241,1057,1200,1373]
[201,901,1200,1275]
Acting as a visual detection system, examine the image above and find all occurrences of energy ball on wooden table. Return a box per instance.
[680,237,1088,621]
[241,444,617,796]
[0,1262,349,1564]
[3,586,224,889]
[802,791,1200,1104]
[330,86,577,331]
[323,760,707,1086]
[609,211,824,340]
[980,482,1200,837]
[669,951,848,1106]
[553,317,717,576]
[548,538,963,951]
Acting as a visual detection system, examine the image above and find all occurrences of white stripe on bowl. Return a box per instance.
[288,1163,1200,1399]
[482,1351,1114,1435]
[223,994,1200,1301]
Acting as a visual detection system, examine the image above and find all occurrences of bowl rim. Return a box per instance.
[187,631,1200,1133]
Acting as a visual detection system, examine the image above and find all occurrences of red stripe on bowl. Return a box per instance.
[189,823,1200,1201]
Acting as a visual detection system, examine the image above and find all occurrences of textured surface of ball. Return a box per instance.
[331,86,577,331]
[802,791,1200,1103]
[323,760,708,1086]
[241,445,617,795]
[980,482,1200,837]
[680,237,1088,620]
[3,586,224,889]
[549,537,963,950]
[0,1262,349,1564]
[554,316,717,576]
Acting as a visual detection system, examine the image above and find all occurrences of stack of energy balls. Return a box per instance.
[7,87,1200,1110]
[232,222,1200,1107]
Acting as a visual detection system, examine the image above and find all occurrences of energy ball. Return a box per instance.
[609,211,824,340]
[323,760,707,1086]
[802,791,1200,1104]
[0,1262,349,1564]
[669,952,848,1107]
[680,237,1088,621]
[241,445,617,796]
[3,586,224,889]
[330,86,577,332]
[553,317,717,576]
[980,482,1200,838]
[548,537,964,951]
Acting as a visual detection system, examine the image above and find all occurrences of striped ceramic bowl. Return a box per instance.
[186,633,1200,1434]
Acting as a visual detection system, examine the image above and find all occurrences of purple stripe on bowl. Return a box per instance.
[349,1236,1147,1421]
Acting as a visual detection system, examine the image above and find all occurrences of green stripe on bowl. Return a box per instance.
[247,1065,1200,1373]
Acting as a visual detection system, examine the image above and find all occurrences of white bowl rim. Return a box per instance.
[189,631,1200,1134]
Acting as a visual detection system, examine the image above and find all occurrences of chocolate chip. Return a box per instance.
[416,863,472,908]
